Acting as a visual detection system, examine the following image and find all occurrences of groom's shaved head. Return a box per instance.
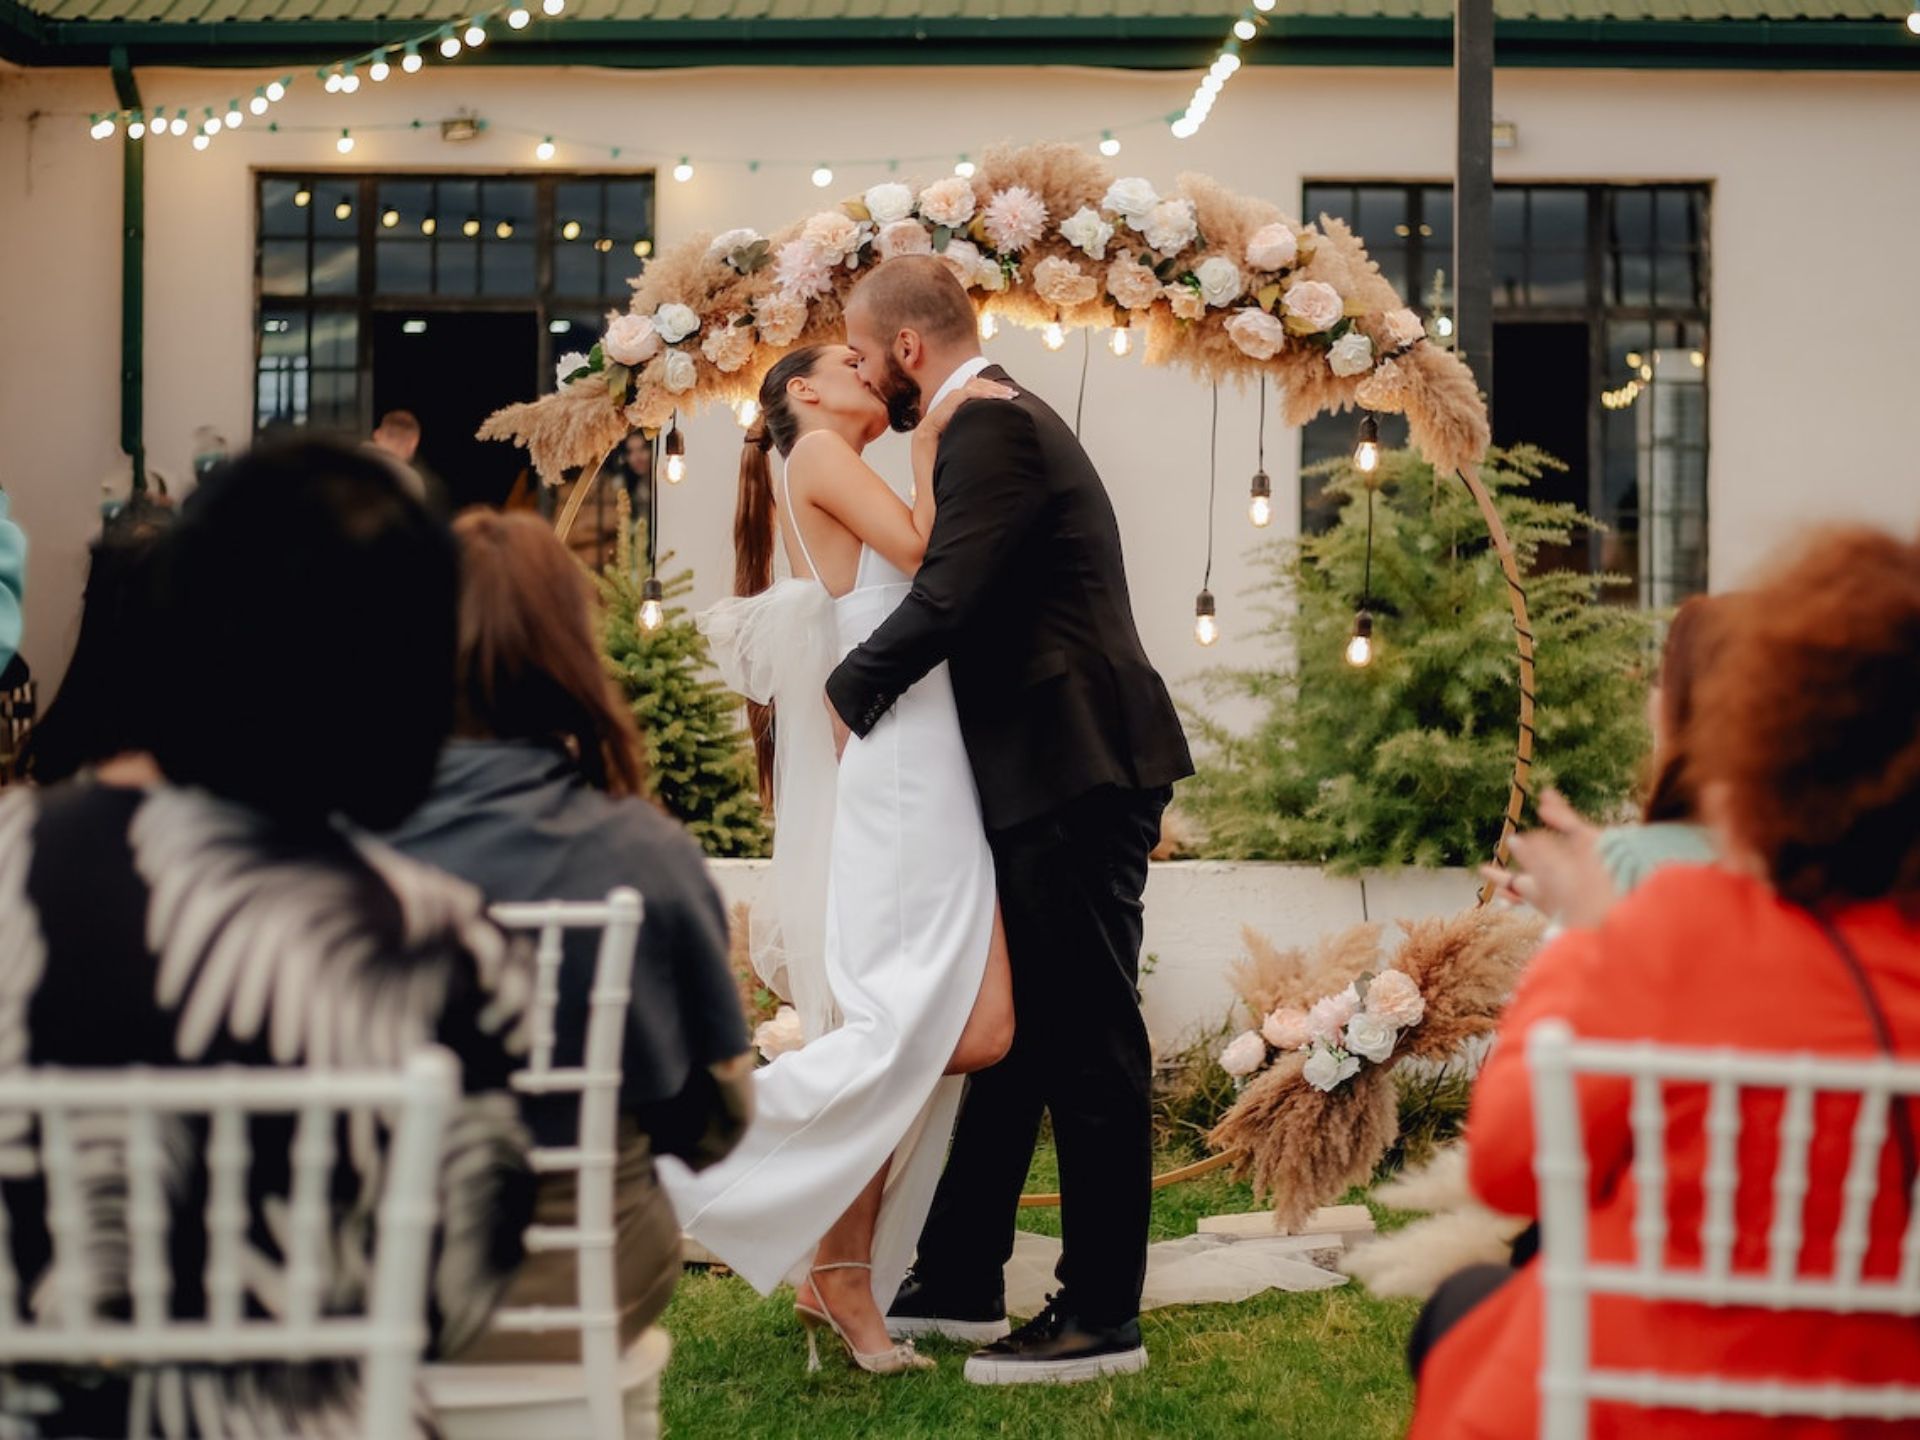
[847,257,978,347]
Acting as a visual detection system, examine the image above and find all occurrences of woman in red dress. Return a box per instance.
[1408,526,1920,1440]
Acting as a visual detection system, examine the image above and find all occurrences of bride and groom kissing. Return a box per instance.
[659,255,1192,1385]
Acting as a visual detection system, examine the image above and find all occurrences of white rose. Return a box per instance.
[918,176,977,229]
[1365,969,1428,1028]
[1328,331,1375,377]
[1102,176,1160,223]
[1302,1044,1362,1094]
[1246,222,1298,272]
[1141,199,1198,256]
[1307,984,1361,1045]
[1282,280,1344,333]
[1226,309,1288,360]
[1195,256,1244,308]
[603,313,660,367]
[554,350,590,387]
[753,1005,805,1061]
[936,237,986,288]
[1060,206,1115,260]
[1219,1030,1269,1078]
[653,303,701,344]
[863,181,915,225]
[661,349,697,394]
[705,227,763,262]
[1343,1013,1399,1065]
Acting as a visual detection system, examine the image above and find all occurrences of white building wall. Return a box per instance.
[3,60,1917,704]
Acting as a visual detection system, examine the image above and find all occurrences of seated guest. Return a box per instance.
[1487,594,1730,929]
[1408,526,1920,1439]
[385,508,752,1361]
[18,496,174,786]
[0,442,535,1439]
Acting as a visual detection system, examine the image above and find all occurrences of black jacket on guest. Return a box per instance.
[826,363,1192,832]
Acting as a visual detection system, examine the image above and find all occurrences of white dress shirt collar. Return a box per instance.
[924,353,994,421]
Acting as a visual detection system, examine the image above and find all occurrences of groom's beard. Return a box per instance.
[876,353,923,435]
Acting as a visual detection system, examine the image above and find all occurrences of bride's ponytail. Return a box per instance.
[730,345,826,809]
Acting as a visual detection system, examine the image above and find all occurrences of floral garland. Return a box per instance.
[481,142,1490,484]
[1220,969,1428,1094]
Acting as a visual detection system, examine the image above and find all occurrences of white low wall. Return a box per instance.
[708,859,1480,1057]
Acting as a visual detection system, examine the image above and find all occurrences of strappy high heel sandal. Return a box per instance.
[798,1262,936,1375]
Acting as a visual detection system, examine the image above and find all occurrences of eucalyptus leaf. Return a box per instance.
[588,341,605,370]
[606,361,632,401]
[932,226,953,253]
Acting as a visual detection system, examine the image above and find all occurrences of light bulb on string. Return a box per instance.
[543,0,565,14]
[170,110,190,136]
[463,216,482,237]
[507,5,530,25]
[1098,131,1121,158]
[439,31,463,57]
[420,216,437,235]
[735,398,759,428]
[402,44,423,72]
[294,186,312,207]
[1253,0,1275,9]
[341,63,360,93]
[225,99,244,127]
[1352,412,1380,474]
[1194,590,1219,648]
[203,107,221,134]
[495,220,514,239]
[634,239,652,257]
[1109,324,1131,357]
[1908,6,1920,33]
[266,77,288,101]
[250,89,269,115]
[978,312,998,341]
[336,129,355,155]
[811,165,834,189]
[664,423,687,484]
[324,69,342,93]
[1248,471,1272,528]
[128,113,147,139]
[639,577,665,633]
[673,157,693,182]
[536,136,556,161]
[1345,611,1374,668]
[334,198,352,221]
[465,18,487,46]
[1042,321,1066,351]
[955,156,976,178]
[561,219,581,241]
[193,133,211,151]
[382,208,400,228]
[369,56,390,81]
[1233,17,1256,39]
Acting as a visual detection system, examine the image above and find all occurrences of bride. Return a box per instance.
[660,343,1017,1374]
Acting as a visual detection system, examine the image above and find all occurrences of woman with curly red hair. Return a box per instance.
[1409,525,1920,1439]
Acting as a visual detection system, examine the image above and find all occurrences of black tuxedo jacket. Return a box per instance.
[825,364,1193,832]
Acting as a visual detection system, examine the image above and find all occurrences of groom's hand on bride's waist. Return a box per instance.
[827,693,851,760]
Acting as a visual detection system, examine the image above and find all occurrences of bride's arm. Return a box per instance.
[789,432,931,578]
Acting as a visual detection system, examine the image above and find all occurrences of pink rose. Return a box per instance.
[1226,309,1288,360]
[1033,256,1098,309]
[918,176,977,229]
[876,220,933,260]
[1262,1007,1312,1052]
[1246,222,1299,272]
[1364,969,1427,1028]
[982,185,1049,255]
[1307,984,1361,1045]
[1283,279,1344,333]
[753,292,808,347]
[1164,284,1206,322]
[1219,1030,1268,1078]
[1106,257,1162,311]
[603,313,660,367]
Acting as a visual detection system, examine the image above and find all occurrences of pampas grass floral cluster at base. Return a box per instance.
[480,141,1490,485]
[1208,906,1542,1231]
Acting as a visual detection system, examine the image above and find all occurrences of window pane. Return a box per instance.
[1356,187,1408,248]
[261,240,308,296]
[1529,188,1587,251]
[378,180,432,235]
[1614,251,1653,308]
[485,180,536,232]
[261,179,310,238]
[1418,186,1452,257]
[436,240,479,296]
[1655,189,1698,250]
[311,240,358,296]
[260,309,306,358]
[310,369,357,429]
[1492,188,1525,248]
[1530,248,1585,308]
[482,241,537,296]
[1655,251,1702,309]
[1494,248,1526,308]
[311,310,357,368]
[1610,190,1652,252]
[377,239,432,294]
[604,179,654,250]
[553,231,601,297]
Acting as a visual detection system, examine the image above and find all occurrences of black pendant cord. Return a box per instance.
[1361,485,1374,608]
[1204,383,1219,591]
[648,431,660,578]
[1074,326,1091,438]
[1257,375,1267,474]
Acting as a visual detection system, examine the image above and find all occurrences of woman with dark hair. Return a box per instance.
[1409,526,1920,1439]
[19,497,174,786]
[660,342,1018,1374]
[384,508,753,1360]
[0,441,536,1438]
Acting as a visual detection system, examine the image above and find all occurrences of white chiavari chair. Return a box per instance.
[0,1048,458,1440]
[426,887,669,1440]
[1529,1019,1920,1438]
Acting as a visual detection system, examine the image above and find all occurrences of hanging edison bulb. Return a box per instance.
[1109,324,1132,357]
[1042,321,1066,351]
[664,425,687,484]
[735,398,759,429]
[1352,412,1381,475]
[1248,469,1273,528]
[639,577,666,632]
[978,312,998,342]
[1345,610,1375,668]
[1193,589,1219,648]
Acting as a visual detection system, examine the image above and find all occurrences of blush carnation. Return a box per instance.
[936,238,988,289]
[701,324,755,374]
[774,237,835,299]
[1381,307,1426,350]
[1262,1007,1312,1052]
[1106,257,1162,311]
[802,210,866,265]
[1364,969,1427,1028]
[1246,222,1299,272]
[1142,199,1199,256]
[1226,309,1288,360]
[753,292,808,347]
[1307,985,1361,1045]
[876,220,934,260]
[1164,284,1206,322]
[982,186,1049,255]
[1033,257,1099,309]
[918,176,978,228]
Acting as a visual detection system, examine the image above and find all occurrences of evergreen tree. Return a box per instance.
[1184,445,1656,871]
[599,519,769,859]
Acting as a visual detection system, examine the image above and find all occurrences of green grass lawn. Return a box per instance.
[660,1143,1420,1439]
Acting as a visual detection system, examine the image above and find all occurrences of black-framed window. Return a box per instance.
[1301,182,1710,607]
[253,171,656,435]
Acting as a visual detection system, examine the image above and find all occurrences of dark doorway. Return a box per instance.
[1491,320,1591,575]
[371,311,539,513]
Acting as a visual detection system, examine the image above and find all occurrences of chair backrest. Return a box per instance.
[0,1047,457,1440]
[1528,1018,1920,1439]
[485,887,642,1440]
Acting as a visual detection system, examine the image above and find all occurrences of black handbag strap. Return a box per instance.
[1811,910,1919,1194]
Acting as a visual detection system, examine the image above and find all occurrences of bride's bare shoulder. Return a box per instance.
[784,429,867,493]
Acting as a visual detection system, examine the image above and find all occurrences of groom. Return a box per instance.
[828,256,1193,1385]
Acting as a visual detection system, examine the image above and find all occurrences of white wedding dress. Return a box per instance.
[659,466,996,1312]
